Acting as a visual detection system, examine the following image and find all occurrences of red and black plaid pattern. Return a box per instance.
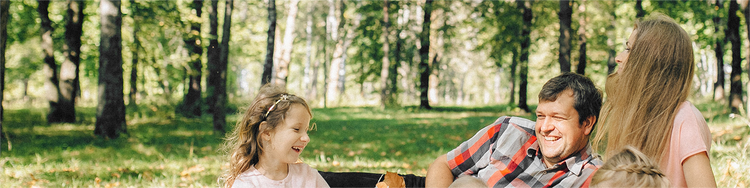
[446,116,602,188]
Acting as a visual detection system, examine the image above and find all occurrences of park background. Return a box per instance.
[1,0,749,187]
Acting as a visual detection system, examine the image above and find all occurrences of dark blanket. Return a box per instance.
[318,171,426,188]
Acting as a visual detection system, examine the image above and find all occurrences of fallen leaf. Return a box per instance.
[95,177,102,188]
[105,182,120,188]
[180,165,205,177]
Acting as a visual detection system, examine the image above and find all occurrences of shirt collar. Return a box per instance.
[527,142,599,176]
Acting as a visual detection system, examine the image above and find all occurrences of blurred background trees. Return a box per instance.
[1,0,750,138]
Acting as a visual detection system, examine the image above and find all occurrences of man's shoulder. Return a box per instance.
[492,116,536,135]
[495,116,535,128]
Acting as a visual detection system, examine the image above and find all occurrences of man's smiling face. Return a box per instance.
[535,89,594,167]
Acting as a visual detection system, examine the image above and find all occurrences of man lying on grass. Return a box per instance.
[426,72,603,188]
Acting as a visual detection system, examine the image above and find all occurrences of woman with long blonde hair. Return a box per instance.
[592,14,716,187]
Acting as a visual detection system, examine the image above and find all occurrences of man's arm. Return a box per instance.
[426,154,455,188]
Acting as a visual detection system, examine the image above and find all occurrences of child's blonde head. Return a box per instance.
[591,146,669,188]
[221,84,311,187]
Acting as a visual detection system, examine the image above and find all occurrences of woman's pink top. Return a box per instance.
[664,101,712,188]
[232,163,329,188]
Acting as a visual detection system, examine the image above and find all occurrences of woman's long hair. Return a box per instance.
[593,14,694,163]
[590,146,670,187]
[220,84,311,187]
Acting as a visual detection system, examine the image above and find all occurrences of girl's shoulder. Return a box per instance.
[674,101,705,124]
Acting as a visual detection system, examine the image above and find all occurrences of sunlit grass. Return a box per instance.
[1,104,748,187]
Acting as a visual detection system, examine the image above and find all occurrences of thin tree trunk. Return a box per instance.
[323,12,330,108]
[207,0,219,111]
[38,0,63,123]
[558,0,572,73]
[60,0,84,122]
[729,0,742,113]
[326,0,346,104]
[1,0,9,153]
[390,39,400,106]
[262,0,276,86]
[715,0,725,101]
[380,0,391,108]
[213,0,232,135]
[418,0,433,109]
[129,0,139,108]
[517,0,532,113]
[742,0,750,115]
[181,0,203,117]
[275,0,301,87]
[509,48,517,105]
[576,0,587,75]
[95,0,126,139]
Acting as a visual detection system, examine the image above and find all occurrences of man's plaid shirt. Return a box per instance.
[446,116,602,188]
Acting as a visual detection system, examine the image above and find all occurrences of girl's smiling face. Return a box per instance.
[263,103,312,165]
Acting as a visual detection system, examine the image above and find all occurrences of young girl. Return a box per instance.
[222,84,329,188]
[590,146,670,188]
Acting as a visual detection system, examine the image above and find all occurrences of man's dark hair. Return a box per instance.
[538,72,603,126]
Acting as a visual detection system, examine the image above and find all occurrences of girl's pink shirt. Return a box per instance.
[664,101,712,188]
[232,163,329,188]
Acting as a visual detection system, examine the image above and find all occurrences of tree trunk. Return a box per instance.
[380,0,391,108]
[262,0,276,86]
[558,0,572,73]
[212,0,232,135]
[606,6,617,74]
[715,0,725,101]
[274,0,301,87]
[95,0,126,139]
[743,0,750,116]
[509,48,518,105]
[323,12,330,108]
[517,0,532,113]
[418,0,433,109]
[181,0,203,118]
[576,0,587,75]
[1,0,10,154]
[635,0,645,18]
[206,0,219,110]
[59,0,84,122]
[390,36,401,106]
[38,0,63,123]
[207,0,234,136]
[129,0,139,108]
[326,0,346,104]
[729,0,742,113]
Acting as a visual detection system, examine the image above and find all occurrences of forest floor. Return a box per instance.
[0,104,747,187]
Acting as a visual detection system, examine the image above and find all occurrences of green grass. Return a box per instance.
[1,104,748,187]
